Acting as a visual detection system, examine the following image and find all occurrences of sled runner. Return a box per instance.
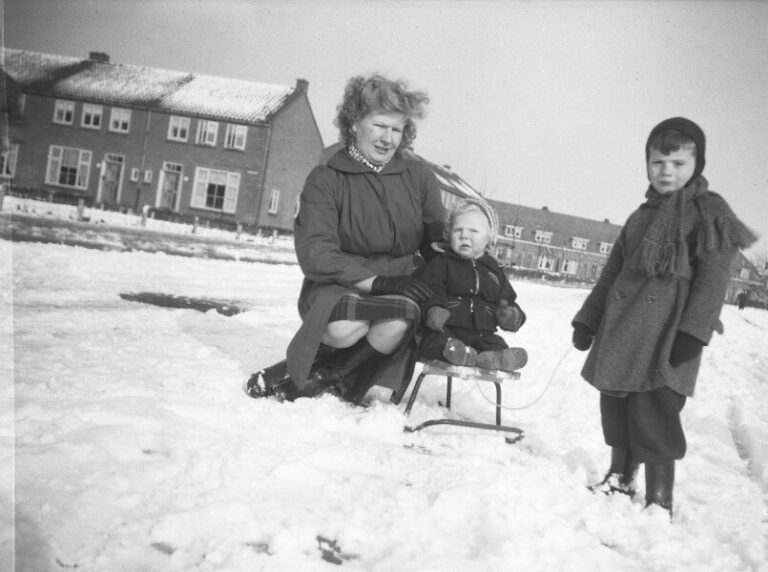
[403,360,524,443]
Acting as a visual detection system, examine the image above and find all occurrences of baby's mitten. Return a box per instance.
[425,306,451,332]
[497,301,526,332]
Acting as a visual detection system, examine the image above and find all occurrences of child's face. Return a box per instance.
[647,146,697,194]
[450,211,491,260]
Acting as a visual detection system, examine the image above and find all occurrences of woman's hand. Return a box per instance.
[425,306,451,332]
[572,322,594,351]
[370,275,433,302]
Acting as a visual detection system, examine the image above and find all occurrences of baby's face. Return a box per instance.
[450,211,491,259]
[647,146,696,194]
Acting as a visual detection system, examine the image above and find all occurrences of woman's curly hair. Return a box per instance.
[334,74,430,151]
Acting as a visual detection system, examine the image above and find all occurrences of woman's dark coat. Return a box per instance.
[573,185,735,397]
[420,249,518,333]
[287,148,445,402]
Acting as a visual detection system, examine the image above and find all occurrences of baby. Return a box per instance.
[418,198,527,372]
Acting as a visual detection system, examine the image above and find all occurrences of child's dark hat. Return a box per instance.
[645,117,706,180]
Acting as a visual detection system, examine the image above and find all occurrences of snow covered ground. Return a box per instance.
[3,239,767,571]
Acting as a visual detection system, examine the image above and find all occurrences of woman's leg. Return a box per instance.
[366,318,410,354]
[321,319,369,348]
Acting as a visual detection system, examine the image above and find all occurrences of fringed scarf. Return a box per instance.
[639,176,758,277]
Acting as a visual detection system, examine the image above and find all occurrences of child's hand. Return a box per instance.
[497,300,526,332]
[425,306,450,332]
[572,322,594,351]
[669,331,703,367]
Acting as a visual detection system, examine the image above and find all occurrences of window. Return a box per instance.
[109,108,131,133]
[534,230,552,245]
[562,260,579,274]
[45,145,92,189]
[224,124,248,150]
[130,168,140,182]
[504,225,522,239]
[144,169,153,183]
[53,100,76,124]
[191,167,239,213]
[538,256,556,271]
[571,237,588,250]
[81,104,103,129]
[599,242,612,255]
[168,116,190,142]
[1,144,19,178]
[195,120,219,146]
[268,189,280,214]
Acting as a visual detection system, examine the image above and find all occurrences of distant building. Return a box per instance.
[488,200,622,280]
[1,48,324,232]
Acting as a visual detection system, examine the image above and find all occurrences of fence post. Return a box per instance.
[76,198,85,221]
[140,204,149,228]
[236,223,243,240]
[192,216,199,234]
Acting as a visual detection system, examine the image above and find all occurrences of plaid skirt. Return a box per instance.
[328,293,421,323]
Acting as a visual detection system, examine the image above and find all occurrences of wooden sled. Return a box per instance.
[403,360,524,443]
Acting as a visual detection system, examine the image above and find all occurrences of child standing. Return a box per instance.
[572,117,757,515]
[418,198,528,372]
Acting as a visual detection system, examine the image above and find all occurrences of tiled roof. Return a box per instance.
[489,198,623,251]
[1,48,298,123]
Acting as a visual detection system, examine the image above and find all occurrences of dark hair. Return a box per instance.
[647,129,697,157]
[334,74,429,150]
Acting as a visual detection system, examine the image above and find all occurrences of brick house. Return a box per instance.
[1,48,324,232]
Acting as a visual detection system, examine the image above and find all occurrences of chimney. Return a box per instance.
[89,51,110,63]
[603,218,611,223]
[542,206,549,211]
[295,79,308,93]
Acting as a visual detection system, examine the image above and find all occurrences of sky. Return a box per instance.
[4,0,768,257]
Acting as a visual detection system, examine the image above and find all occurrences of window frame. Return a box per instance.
[224,124,248,151]
[191,167,239,214]
[81,103,104,129]
[534,230,553,245]
[53,99,76,125]
[0,144,19,178]
[571,237,588,250]
[599,242,612,255]
[268,189,280,214]
[167,116,191,142]
[45,145,92,190]
[109,107,132,133]
[195,120,219,147]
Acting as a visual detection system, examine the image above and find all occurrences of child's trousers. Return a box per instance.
[600,387,687,463]
[419,327,508,362]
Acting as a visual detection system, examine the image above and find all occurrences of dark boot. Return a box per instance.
[246,359,298,402]
[645,461,675,516]
[588,447,640,496]
[304,339,384,401]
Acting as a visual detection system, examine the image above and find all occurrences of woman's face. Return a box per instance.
[354,111,406,165]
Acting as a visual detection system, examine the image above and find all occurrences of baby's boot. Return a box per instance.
[477,347,528,372]
[443,338,478,367]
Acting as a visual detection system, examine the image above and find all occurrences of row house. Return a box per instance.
[489,200,622,281]
[1,48,324,232]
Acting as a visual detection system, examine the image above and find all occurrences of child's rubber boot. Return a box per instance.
[588,447,640,496]
[443,337,478,367]
[476,347,528,372]
[645,461,675,518]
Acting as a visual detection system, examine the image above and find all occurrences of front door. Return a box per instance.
[158,162,182,210]
[100,154,124,206]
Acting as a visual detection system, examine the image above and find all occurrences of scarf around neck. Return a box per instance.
[347,145,388,173]
[639,176,758,277]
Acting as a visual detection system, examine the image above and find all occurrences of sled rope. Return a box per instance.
[471,344,572,411]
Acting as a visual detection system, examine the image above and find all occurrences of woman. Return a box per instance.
[248,73,445,405]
